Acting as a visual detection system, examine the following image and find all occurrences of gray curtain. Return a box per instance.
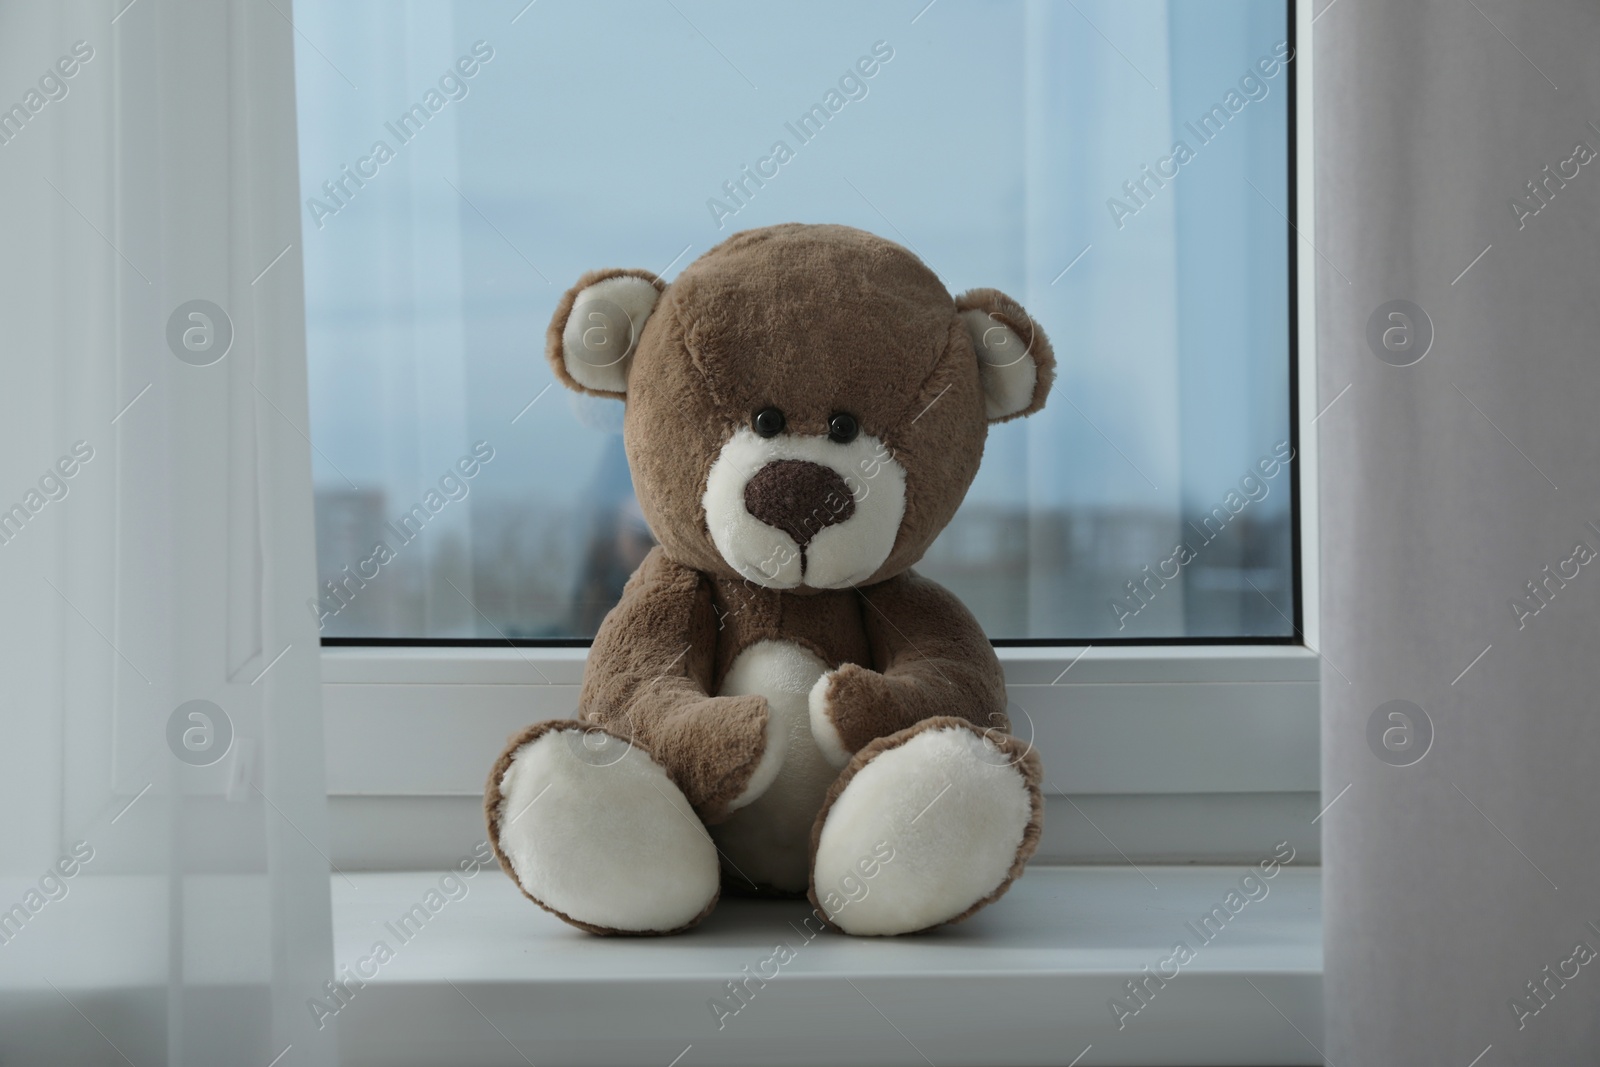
[1319,1,1600,1063]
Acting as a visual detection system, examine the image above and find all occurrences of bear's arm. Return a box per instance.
[580,546,771,822]
[813,570,1009,758]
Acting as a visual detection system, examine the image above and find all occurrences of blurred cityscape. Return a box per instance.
[295,1,1298,644]
[314,486,1294,642]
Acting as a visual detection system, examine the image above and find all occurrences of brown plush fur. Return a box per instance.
[490,223,1054,932]
[558,549,1011,826]
[954,287,1055,422]
[566,224,1055,586]
[572,548,770,823]
[546,225,1049,824]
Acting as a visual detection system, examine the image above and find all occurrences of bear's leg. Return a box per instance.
[807,717,1042,936]
[486,720,720,935]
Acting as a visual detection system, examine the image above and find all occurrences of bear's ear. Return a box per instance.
[955,289,1055,421]
[547,268,665,397]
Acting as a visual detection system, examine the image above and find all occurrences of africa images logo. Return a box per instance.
[304,41,495,230]
[705,40,895,230]
[1104,40,1293,230]
[310,442,496,629]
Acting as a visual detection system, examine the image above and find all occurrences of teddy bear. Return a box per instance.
[485,223,1053,936]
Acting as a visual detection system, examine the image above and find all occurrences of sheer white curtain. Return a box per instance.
[1319,0,1600,1062]
[1019,0,1187,636]
[294,0,480,637]
[0,2,337,1064]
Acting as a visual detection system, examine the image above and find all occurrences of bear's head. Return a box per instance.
[547,223,1054,591]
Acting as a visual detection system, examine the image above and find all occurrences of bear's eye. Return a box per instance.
[828,412,859,444]
[753,407,786,438]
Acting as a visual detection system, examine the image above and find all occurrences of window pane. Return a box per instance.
[295,0,1295,642]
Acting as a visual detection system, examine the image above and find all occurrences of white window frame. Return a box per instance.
[319,0,1321,866]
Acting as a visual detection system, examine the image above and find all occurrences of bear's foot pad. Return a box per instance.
[810,718,1040,936]
[492,723,720,934]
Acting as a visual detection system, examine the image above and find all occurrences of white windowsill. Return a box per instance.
[319,643,1322,869]
[329,865,1323,1067]
[321,644,1321,797]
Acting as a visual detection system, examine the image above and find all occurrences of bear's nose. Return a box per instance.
[743,460,856,548]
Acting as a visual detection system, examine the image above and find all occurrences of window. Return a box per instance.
[295,0,1300,645]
